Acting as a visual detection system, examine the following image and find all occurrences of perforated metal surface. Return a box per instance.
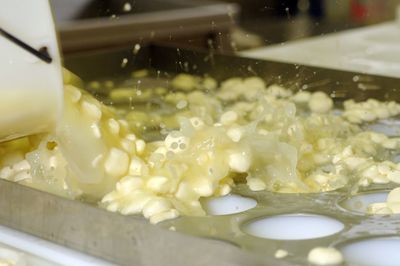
[2,45,399,265]
[161,183,400,265]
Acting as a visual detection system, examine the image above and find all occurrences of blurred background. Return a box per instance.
[51,0,400,53]
[228,0,400,48]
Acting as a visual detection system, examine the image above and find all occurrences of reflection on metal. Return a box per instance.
[52,0,239,53]
[0,179,277,266]
[357,83,381,91]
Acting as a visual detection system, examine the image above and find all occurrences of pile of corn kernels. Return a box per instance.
[1,72,400,223]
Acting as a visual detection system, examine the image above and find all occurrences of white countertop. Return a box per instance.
[241,21,400,78]
[0,225,114,266]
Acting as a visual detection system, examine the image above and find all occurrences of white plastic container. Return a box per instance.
[0,0,63,142]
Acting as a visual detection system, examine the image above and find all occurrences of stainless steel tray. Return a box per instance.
[53,0,238,53]
[1,44,400,266]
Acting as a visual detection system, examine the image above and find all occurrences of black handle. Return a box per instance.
[0,27,52,64]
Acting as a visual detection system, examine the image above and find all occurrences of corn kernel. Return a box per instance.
[91,124,101,139]
[275,249,288,259]
[388,202,400,213]
[65,84,82,103]
[146,176,170,193]
[91,154,103,168]
[308,92,333,113]
[14,171,31,182]
[228,151,251,173]
[107,118,120,135]
[125,134,136,141]
[307,247,343,265]
[135,139,146,155]
[120,192,152,215]
[143,198,172,219]
[227,127,243,142]
[149,209,179,224]
[387,187,400,203]
[387,171,400,183]
[13,160,30,172]
[129,156,147,176]
[104,148,129,177]
[106,202,120,212]
[120,139,136,154]
[81,101,102,122]
[247,177,266,191]
[220,111,238,125]
[116,176,143,194]
[191,178,213,197]
[0,166,14,180]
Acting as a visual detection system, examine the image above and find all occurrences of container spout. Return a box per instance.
[0,0,63,142]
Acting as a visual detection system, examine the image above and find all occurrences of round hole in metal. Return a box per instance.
[341,236,400,266]
[365,120,400,137]
[202,194,257,215]
[339,191,388,214]
[242,213,344,240]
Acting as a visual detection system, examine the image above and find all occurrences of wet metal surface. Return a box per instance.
[1,45,399,265]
